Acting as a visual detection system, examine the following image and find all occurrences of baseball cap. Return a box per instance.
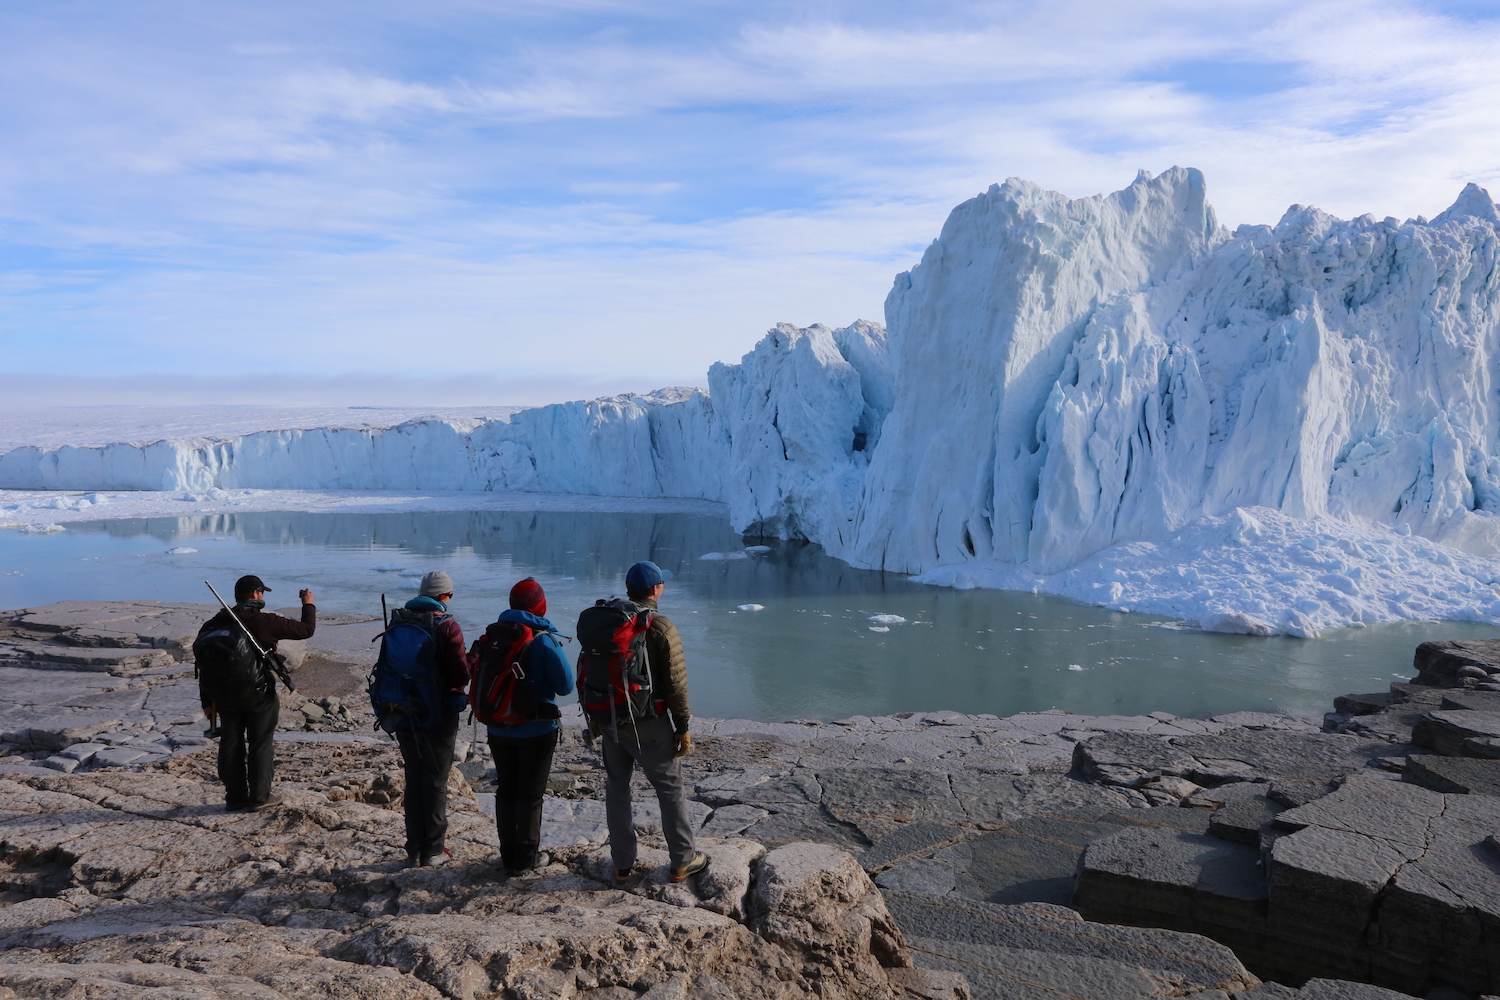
[625,560,673,593]
[234,574,271,601]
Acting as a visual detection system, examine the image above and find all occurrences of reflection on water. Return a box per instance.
[6,509,1499,721]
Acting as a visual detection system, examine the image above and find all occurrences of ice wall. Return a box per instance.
[842,170,1500,586]
[0,389,727,499]
[7,168,1500,636]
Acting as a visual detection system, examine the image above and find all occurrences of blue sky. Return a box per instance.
[1,0,1498,406]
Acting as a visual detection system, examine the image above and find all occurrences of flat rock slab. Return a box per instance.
[1412,711,1500,756]
[1405,754,1500,795]
[885,894,1256,999]
[1440,690,1500,713]
[1075,825,1267,955]
[1074,729,1403,788]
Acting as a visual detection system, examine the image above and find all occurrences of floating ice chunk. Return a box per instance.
[398,569,425,578]
[372,563,405,572]
[868,614,906,624]
[1067,664,1085,671]
[165,546,198,555]
[1199,612,1277,636]
[868,626,890,632]
[12,523,65,534]
[737,604,765,612]
[699,552,727,561]
[743,545,772,554]
[561,576,575,581]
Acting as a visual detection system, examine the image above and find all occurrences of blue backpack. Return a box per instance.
[368,609,454,733]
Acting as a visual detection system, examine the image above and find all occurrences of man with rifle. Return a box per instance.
[195,574,315,813]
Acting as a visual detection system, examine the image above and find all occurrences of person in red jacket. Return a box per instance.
[391,571,471,867]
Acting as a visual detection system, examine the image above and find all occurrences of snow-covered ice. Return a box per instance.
[868,614,906,624]
[164,547,198,555]
[736,604,765,612]
[6,168,1500,636]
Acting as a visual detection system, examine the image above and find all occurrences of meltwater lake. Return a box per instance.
[4,508,1499,722]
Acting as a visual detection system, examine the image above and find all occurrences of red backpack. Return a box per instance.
[469,620,560,726]
[575,598,657,728]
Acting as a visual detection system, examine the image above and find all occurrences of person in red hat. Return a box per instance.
[471,577,574,876]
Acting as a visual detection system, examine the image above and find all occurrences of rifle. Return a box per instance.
[204,580,297,694]
[203,703,221,738]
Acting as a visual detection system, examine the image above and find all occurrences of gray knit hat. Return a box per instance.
[419,570,454,598]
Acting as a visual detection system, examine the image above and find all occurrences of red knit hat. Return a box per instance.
[509,577,546,616]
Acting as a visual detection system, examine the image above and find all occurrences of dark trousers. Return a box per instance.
[487,729,559,872]
[394,713,460,858]
[218,696,279,810]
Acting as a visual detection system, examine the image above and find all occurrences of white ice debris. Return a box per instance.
[869,626,890,632]
[164,546,198,555]
[10,523,65,534]
[1067,664,1086,671]
[743,545,772,554]
[7,170,1500,635]
[868,614,906,624]
[736,604,765,611]
[700,551,750,561]
[372,563,405,572]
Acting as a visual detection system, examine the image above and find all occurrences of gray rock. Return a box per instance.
[1412,639,1500,688]
[1333,693,1396,716]
[875,860,958,896]
[1404,754,1500,795]
[885,894,1256,999]
[861,821,966,873]
[1075,825,1267,956]
[699,803,770,838]
[1296,979,1422,999]
[1412,711,1500,756]
[1209,794,1285,845]
[1439,690,1500,712]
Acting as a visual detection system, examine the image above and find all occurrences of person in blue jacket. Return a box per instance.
[479,577,574,876]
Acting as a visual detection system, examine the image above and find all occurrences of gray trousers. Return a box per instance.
[601,715,696,869]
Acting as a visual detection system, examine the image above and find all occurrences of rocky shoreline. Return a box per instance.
[1,601,1498,999]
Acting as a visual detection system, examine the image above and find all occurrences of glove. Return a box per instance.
[674,730,691,758]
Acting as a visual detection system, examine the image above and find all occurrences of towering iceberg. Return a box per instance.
[840,168,1500,580]
[7,168,1500,632]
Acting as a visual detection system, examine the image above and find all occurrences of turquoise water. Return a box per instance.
[3,509,1496,721]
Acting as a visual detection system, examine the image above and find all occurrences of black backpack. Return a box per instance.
[194,626,273,712]
[576,598,657,728]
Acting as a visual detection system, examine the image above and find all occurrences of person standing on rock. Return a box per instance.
[472,577,574,876]
[581,560,708,885]
[196,574,315,813]
[381,570,470,867]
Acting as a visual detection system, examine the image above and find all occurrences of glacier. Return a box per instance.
[6,167,1500,636]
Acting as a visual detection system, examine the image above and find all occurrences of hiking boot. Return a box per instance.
[421,847,454,868]
[406,853,422,869]
[669,853,709,883]
[613,865,633,886]
[250,795,283,812]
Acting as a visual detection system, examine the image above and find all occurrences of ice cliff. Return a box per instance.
[7,168,1500,634]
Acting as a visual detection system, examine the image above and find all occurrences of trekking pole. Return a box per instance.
[204,580,297,693]
[381,593,389,629]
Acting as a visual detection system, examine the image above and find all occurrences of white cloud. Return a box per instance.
[0,0,1497,403]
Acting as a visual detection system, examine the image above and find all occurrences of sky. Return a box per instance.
[1,0,1498,407]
